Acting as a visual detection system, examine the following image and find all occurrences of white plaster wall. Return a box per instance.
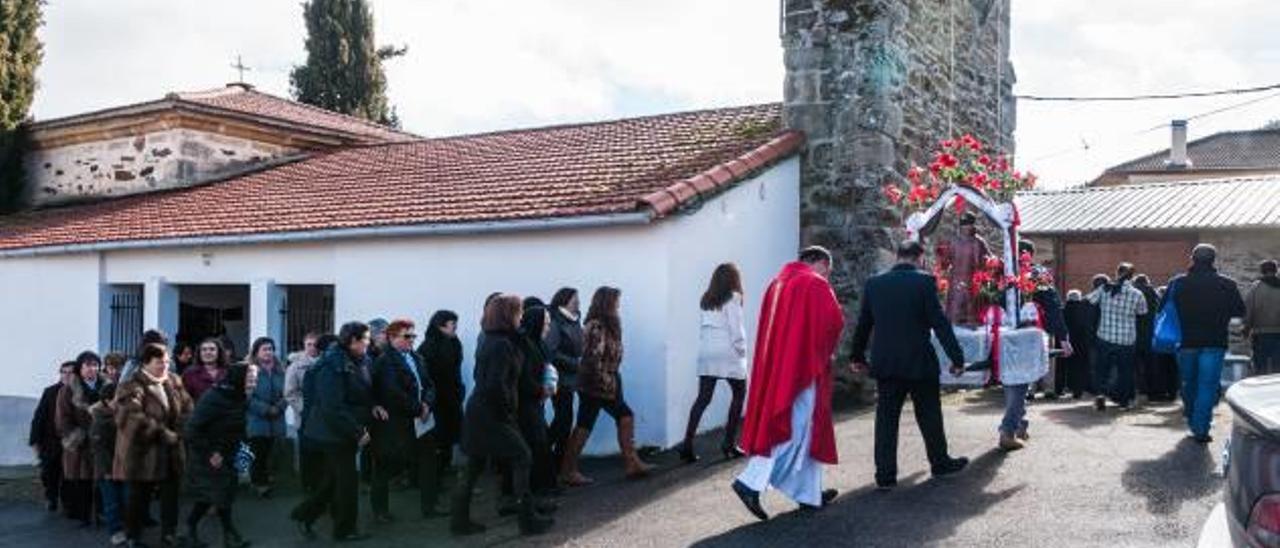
[659,158,800,449]
[0,253,102,465]
[334,224,669,455]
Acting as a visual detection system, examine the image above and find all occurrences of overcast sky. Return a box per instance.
[30,0,1280,188]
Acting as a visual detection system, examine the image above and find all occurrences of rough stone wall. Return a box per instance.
[1207,230,1280,288]
[783,0,1015,356]
[26,128,295,207]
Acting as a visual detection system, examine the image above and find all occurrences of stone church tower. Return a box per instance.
[783,0,1016,349]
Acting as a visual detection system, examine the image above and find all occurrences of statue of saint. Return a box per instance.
[937,212,991,326]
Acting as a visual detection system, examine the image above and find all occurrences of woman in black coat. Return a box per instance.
[416,310,463,517]
[1062,290,1098,398]
[544,288,584,480]
[184,363,254,548]
[452,295,552,537]
[518,306,556,495]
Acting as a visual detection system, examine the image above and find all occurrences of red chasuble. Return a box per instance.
[740,261,846,464]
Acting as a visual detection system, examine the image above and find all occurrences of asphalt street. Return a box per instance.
[0,389,1227,547]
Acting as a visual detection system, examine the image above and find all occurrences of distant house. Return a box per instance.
[1092,120,1280,187]
[0,87,803,464]
[1016,176,1280,293]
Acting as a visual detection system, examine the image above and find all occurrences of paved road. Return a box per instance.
[0,390,1227,547]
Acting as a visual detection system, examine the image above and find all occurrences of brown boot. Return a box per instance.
[618,416,655,479]
[559,428,595,487]
[998,432,1025,452]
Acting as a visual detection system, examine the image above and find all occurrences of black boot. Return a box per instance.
[678,440,699,464]
[449,487,486,536]
[223,525,250,548]
[517,497,554,536]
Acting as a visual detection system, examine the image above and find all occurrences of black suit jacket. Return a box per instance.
[29,383,63,457]
[850,263,965,381]
[371,344,436,454]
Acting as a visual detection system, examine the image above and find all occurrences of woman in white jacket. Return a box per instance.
[679,263,749,463]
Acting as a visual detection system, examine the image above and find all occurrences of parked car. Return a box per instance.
[1199,375,1280,547]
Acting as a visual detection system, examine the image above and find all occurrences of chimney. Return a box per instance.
[1167,119,1190,169]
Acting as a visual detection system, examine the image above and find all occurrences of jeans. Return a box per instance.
[1094,340,1136,406]
[1178,348,1226,437]
[99,479,125,535]
[1253,334,1280,376]
[1000,384,1030,435]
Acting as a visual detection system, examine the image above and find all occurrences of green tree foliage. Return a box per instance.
[0,0,43,212]
[290,0,405,128]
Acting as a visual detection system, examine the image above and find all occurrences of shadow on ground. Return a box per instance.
[688,449,1021,548]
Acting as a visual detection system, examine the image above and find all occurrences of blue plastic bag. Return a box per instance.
[1152,281,1181,354]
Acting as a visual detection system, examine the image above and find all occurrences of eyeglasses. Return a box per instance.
[401,333,418,340]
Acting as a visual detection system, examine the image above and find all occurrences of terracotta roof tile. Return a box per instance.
[177,85,417,142]
[0,103,799,252]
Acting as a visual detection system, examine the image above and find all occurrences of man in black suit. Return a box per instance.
[29,361,76,512]
[851,240,969,490]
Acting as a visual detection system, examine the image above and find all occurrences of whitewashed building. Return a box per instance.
[0,86,803,463]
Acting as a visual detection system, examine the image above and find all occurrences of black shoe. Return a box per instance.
[291,517,316,541]
[334,532,371,542]
[722,446,746,460]
[374,513,396,525]
[1094,396,1106,411]
[517,497,554,536]
[821,488,838,504]
[1025,391,1037,402]
[421,505,450,519]
[731,480,769,521]
[1193,433,1214,444]
[932,457,969,478]
[678,442,699,464]
[223,527,250,548]
[451,522,486,536]
[875,480,897,493]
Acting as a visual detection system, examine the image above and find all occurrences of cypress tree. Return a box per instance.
[290,0,405,128]
[0,0,43,212]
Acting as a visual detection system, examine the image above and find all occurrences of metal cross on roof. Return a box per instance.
[231,55,252,84]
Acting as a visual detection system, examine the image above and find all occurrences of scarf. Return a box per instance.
[140,367,170,411]
[559,307,580,323]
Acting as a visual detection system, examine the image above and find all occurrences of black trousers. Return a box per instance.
[298,439,325,495]
[126,478,178,540]
[417,433,445,511]
[683,375,746,450]
[874,378,950,485]
[370,447,402,517]
[548,386,576,478]
[62,478,93,522]
[38,452,62,509]
[247,436,275,487]
[293,443,359,537]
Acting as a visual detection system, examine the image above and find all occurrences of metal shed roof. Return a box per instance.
[1016,176,1280,235]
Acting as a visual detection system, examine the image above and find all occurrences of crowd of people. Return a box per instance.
[26,242,1280,542]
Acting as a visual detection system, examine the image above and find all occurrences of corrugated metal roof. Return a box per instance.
[1016,176,1280,235]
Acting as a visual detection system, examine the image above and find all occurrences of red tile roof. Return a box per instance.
[0,103,800,252]
[175,85,418,143]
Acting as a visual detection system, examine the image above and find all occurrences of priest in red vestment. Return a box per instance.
[732,246,845,520]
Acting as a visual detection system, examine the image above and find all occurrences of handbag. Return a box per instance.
[1152,280,1182,354]
[233,441,255,474]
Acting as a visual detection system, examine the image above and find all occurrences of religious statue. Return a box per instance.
[936,212,991,326]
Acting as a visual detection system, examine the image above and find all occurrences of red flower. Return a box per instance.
[977,155,992,166]
[929,161,944,175]
[907,165,924,184]
[941,139,956,149]
[907,183,929,204]
[883,184,904,205]
[967,172,989,189]
[953,195,968,214]
[1024,173,1038,189]
[936,277,950,295]
[984,256,1003,271]
[938,153,958,169]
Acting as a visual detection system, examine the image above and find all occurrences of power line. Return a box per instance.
[1017,81,1280,102]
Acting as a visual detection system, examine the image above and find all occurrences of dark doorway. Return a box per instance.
[177,285,250,360]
